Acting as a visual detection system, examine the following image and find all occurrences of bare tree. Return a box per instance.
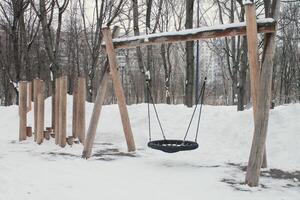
[185,0,195,107]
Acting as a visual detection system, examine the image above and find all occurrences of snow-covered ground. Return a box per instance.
[0,96,299,200]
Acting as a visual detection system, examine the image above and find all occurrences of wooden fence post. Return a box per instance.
[77,77,86,144]
[102,27,136,152]
[19,81,27,141]
[36,81,44,145]
[59,76,67,148]
[55,78,61,145]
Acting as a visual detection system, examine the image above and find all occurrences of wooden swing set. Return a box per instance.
[18,0,280,187]
[82,1,280,187]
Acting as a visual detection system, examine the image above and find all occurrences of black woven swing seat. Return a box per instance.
[148,140,199,153]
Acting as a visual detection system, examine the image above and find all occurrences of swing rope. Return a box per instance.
[146,80,167,141]
[146,77,207,143]
[183,77,207,142]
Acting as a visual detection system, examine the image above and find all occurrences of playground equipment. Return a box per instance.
[146,77,207,153]
[18,0,280,187]
[82,0,280,187]
[18,76,86,147]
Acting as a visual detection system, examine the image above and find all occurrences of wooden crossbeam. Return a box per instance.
[111,18,276,49]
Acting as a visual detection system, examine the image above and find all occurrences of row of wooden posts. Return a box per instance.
[18,76,86,147]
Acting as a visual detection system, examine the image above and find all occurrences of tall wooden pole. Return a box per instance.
[244,0,268,168]
[19,81,27,141]
[82,27,121,159]
[102,27,136,152]
[245,0,281,186]
[59,76,67,148]
[55,78,61,145]
[36,81,44,145]
[245,3,259,117]
[82,70,109,158]
[72,78,79,139]
[77,77,86,144]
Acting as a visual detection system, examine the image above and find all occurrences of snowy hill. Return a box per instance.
[0,96,299,200]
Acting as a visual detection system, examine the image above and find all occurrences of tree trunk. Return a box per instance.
[132,0,146,102]
[185,0,195,107]
[237,37,248,111]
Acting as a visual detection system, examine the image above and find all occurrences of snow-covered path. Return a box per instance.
[0,97,299,200]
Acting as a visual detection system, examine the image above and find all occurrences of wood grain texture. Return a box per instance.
[245,0,281,187]
[102,28,136,152]
[33,79,41,142]
[19,81,27,141]
[77,77,86,144]
[36,81,44,145]
[82,71,109,158]
[59,76,67,148]
[82,27,121,159]
[111,19,276,49]
[55,78,61,145]
[72,78,79,138]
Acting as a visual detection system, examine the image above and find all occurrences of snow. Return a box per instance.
[243,0,254,5]
[0,96,299,200]
[113,18,275,44]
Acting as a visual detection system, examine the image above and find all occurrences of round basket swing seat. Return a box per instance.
[148,140,199,153]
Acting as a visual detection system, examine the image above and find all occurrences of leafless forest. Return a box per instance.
[0,0,299,109]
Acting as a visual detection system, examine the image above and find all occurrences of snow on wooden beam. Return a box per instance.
[111,18,276,49]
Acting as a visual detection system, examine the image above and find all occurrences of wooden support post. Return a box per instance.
[102,27,136,152]
[27,82,32,112]
[245,0,281,186]
[82,27,120,159]
[245,3,259,117]
[72,78,79,139]
[36,81,44,145]
[33,79,41,142]
[77,77,86,144]
[82,71,109,158]
[245,1,268,168]
[54,78,61,145]
[59,76,67,148]
[19,81,27,141]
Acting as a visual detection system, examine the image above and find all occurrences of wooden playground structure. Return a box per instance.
[18,76,86,147]
[18,1,280,187]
